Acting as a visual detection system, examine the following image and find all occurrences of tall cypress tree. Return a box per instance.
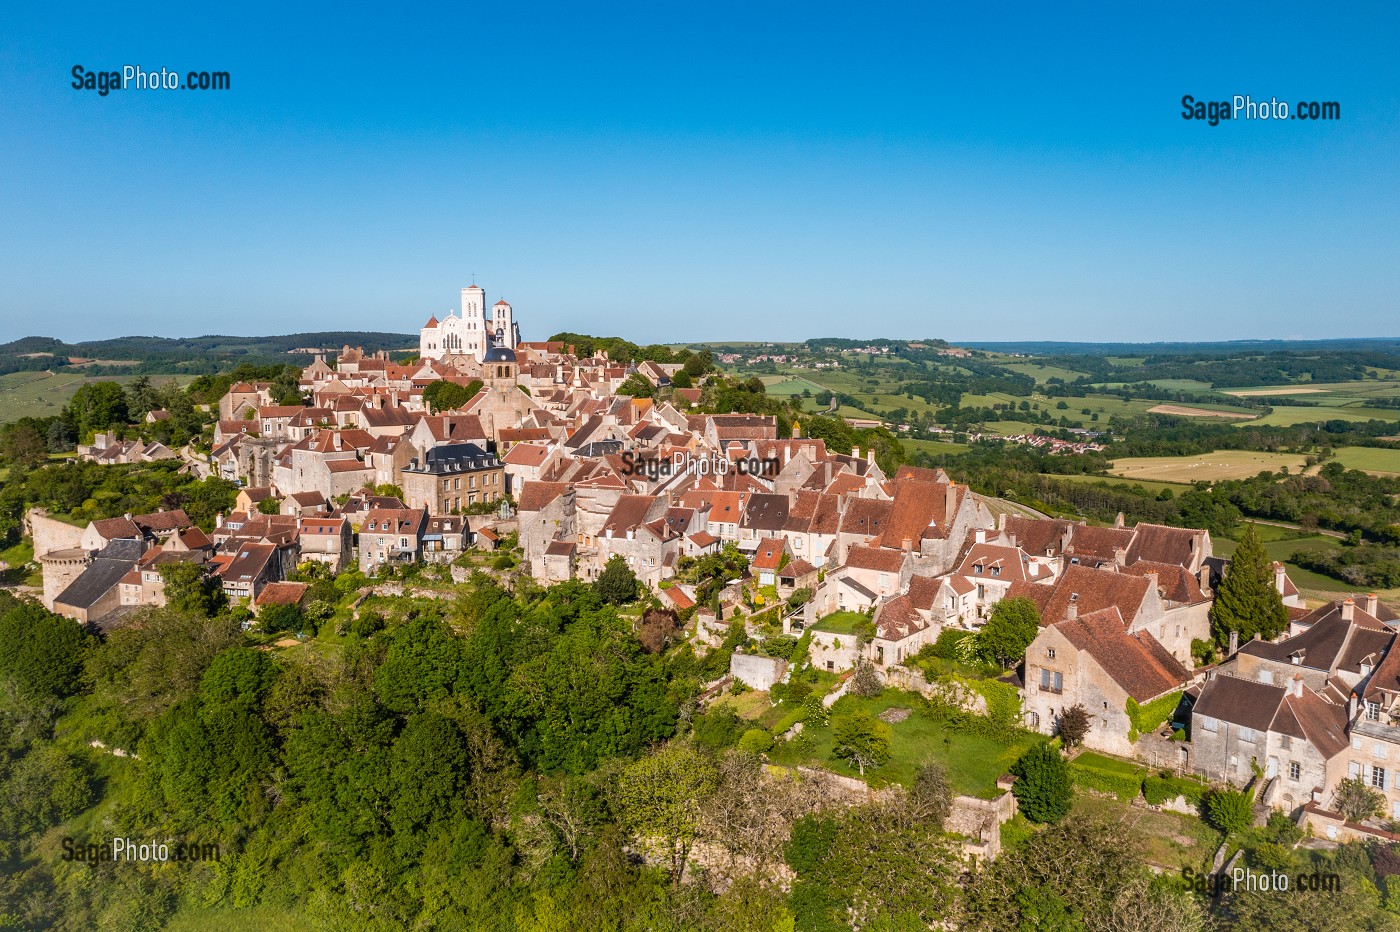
[1210,523,1288,646]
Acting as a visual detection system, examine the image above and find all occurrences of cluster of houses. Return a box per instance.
[34,289,1400,837]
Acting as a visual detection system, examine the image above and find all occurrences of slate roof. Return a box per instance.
[55,539,147,610]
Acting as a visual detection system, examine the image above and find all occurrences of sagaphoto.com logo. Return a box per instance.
[1181,94,1339,126]
[71,64,230,97]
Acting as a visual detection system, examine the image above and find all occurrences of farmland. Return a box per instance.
[1107,451,1311,483]
[0,370,192,424]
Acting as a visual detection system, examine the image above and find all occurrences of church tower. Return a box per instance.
[493,300,516,350]
[460,285,488,360]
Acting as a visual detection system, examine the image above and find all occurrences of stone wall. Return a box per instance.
[26,508,84,558]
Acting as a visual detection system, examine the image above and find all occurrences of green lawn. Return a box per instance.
[809,610,874,635]
[768,690,1045,797]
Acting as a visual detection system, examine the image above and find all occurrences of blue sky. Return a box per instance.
[2,2,1397,345]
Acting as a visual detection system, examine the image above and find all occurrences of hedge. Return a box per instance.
[1068,763,1143,801]
[1144,774,1207,806]
[1126,690,1183,740]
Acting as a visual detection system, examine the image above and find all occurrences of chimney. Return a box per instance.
[1198,566,1212,596]
[216,512,224,528]
[945,483,957,521]
[1114,512,1125,529]
[1273,562,1286,596]
[1066,599,1078,620]
[1289,673,1304,698]
[1228,629,1239,655]
[851,446,860,459]
[867,448,875,466]
[901,537,912,552]
[1365,593,1379,617]
[1008,533,1017,549]
[1341,598,1355,622]
[975,529,986,544]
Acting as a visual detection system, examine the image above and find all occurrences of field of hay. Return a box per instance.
[1146,403,1255,419]
[1108,450,1310,483]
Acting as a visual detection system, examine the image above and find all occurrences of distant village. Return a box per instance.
[23,282,1400,847]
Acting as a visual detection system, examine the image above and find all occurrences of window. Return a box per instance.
[1280,734,1291,749]
[1368,701,1382,722]
[1289,761,1301,781]
[1238,726,1256,743]
[1373,766,1387,790]
[1039,669,1063,693]
[1377,744,1388,760]
[1354,736,1365,750]
[1350,761,1363,779]
[1046,648,1056,659]
[991,566,1001,577]
[1199,715,1218,733]
[1259,670,1274,685]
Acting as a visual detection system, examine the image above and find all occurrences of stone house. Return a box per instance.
[1022,605,1191,756]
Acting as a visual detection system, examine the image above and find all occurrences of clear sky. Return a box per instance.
[2,2,1397,345]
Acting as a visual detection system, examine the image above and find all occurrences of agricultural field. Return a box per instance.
[993,360,1089,383]
[1328,446,1400,476]
[1050,473,1187,495]
[903,438,970,457]
[1108,450,1310,483]
[0,370,191,425]
[1144,403,1256,419]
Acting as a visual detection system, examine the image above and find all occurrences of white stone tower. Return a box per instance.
[493,299,516,349]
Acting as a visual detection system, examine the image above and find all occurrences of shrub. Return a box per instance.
[738,728,774,754]
[1126,691,1183,740]
[1143,775,1206,806]
[1204,788,1254,835]
[1011,744,1073,823]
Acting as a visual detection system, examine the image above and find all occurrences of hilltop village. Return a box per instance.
[7,285,1400,928]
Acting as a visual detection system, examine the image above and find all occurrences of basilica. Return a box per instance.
[419,284,521,361]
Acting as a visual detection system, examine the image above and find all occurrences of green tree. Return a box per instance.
[830,708,891,776]
[159,561,227,617]
[257,496,281,515]
[1010,743,1072,823]
[0,593,91,698]
[1204,787,1254,835]
[0,420,49,470]
[618,373,656,399]
[669,369,693,389]
[1211,522,1288,644]
[614,744,720,884]
[1334,776,1385,824]
[423,380,471,413]
[977,596,1041,668]
[64,381,129,440]
[257,601,304,635]
[594,555,638,604]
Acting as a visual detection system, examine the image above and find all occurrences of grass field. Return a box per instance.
[1328,446,1400,476]
[1051,473,1188,494]
[1146,403,1256,419]
[995,360,1089,383]
[904,438,970,456]
[767,689,1046,797]
[1070,793,1220,872]
[1109,451,1310,483]
[0,370,192,424]
[1251,405,1400,427]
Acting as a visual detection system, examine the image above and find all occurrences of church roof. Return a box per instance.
[494,299,510,307]
[423,315,439,328]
